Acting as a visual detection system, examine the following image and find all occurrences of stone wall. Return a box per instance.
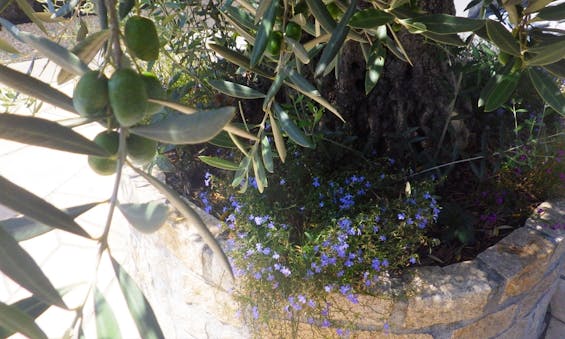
[119,169,565,338]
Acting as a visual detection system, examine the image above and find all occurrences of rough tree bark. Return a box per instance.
[324,0,466,163]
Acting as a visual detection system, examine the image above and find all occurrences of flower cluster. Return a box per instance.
[202,162,440,336]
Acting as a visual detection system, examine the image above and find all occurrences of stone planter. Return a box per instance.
[118,169,565,338]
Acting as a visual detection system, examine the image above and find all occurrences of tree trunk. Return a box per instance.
[325,1,465,164]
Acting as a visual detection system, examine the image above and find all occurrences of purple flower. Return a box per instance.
[279,178,286,185]
[252,306,259,319]
[313,177,320,187]
[338,218,352,230]
[371,258,381,271]
[204,171,212,187]
[397,213,406,220]
[339,284,351,295]
[346,293,359,304]
[280,266,291,277]
[409,257,417,264]
[298,295,306,304]
[324,285,332,293]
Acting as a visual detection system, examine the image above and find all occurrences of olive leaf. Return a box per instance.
[261,135,274,173]
[485,20,520,56]
[536,1,565,20]
[0,226,66,309]
[0,114,109,156]
[252,147,268,193]
[483,71,522,112]
[409,14,484,34]
[0,295,51,338]
[131,107,236,144]
[0,176,90,238]
[1,201,102,241]
[269,112,287,163]
[349,8,394,29]
[94,288,123,339]
[198,156,240,171]
[0,64,76,113]
[0,37,19,54]
[305,0,337,32]
[365,42,386,95]
[118,201,170,234]
[208,80,266,99]
[0,301,48,339]
[250,0,277,67]
[272,102,314,148]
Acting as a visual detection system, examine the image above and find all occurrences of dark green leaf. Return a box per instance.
[284,37,310,64]
[315,0,358,78]
[0,301,48,339]
[305,0,336,32]
[0,114,109,156]
[208,80,265,99]
[261,135,274,173]
[208,131,237,148]
[485,20,520,56]
[0,226,66,308]
[365,42,386,95]
[232,156,251,187]
[0,64,76,113]
[118,201,169,234]
[527,67,565,115]
[272,102,314,148]
[221,6,256,31]
[94,288,122,339]
[130,107,236,144]
[129,167,234,279]
[537,2,565,20]
[525,0,557,13]
[250,0,277,67]
[484,72,522,111]
[421,31,466,46]
[0,176,90,238]
[198,156,239,171]
[1,201,101,241]
[410,14,484,34]
[525,38,565,66]
[349,8,394,29]
[543,59,565,78]
[263,67,288,111]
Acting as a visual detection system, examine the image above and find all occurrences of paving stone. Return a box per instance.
[477,227,556,303]
[398,261,496,329]
[451,304,517,339]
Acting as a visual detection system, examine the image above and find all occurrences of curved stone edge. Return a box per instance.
[117,167,565,338]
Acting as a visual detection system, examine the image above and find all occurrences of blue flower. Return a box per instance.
[346,293,359,304]
[409,257,417,264]
[252,306,259,319]
[324,285,332,293]
[339,284,351,295]
[279,178,286,185]
[423,192,432,200]
[312,177,320,187]
[280,266,291,277]
[338,218,352,230]
[298,295,307,304]
[379,235,387,241]
[397,213,406,220]
[204,171,212,187]
[371,258,381,271]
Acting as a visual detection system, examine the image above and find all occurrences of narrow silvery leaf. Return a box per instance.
[0,226,66,309]
[131,107,236,144]
[485,20,520,56]
[14,0,47,33]
[269,112,287,163]
[232,156,251,187]
[198,156,239,171]
[147,99,197,114]
[284,37,310,64]
[57,30,111,84]
[54,0,81,18]
[261,135,274,173]
[118,201,170,234]
[0,295,51,338]
[0,37,19,54]
[314,0,358,78]
[208,43,273,78]
[111,259,164,339]
[221,5,256,31]
[305,0,336,32]
[272,103,315,148]
[528,67,565,115]
[252,148,267,193]
[409,14,484,34]
[0,64,76,113]
[350,8,394,29]
[250,0,277,67]
[94,288,122,339]
[223,123,259,141]
[0,114,109,156]
[365,42,386,95]
[263,67,288,111]
[129,167,234,279]
[1,201,101,241]
[221,13,256,44]
[208,80,266,99]
[0,301,48,339]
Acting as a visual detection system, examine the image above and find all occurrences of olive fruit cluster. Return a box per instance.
[74,69,164,175]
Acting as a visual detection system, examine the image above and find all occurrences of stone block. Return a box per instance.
[522,290,552,339]
[397,261,496,329]
[477,227,556,303]
[326,293,394,328]
[263,320,433,339]
[551,277,565,323]
[518,268,558,318]
[545,317,565,339]
[451,304,517,339]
